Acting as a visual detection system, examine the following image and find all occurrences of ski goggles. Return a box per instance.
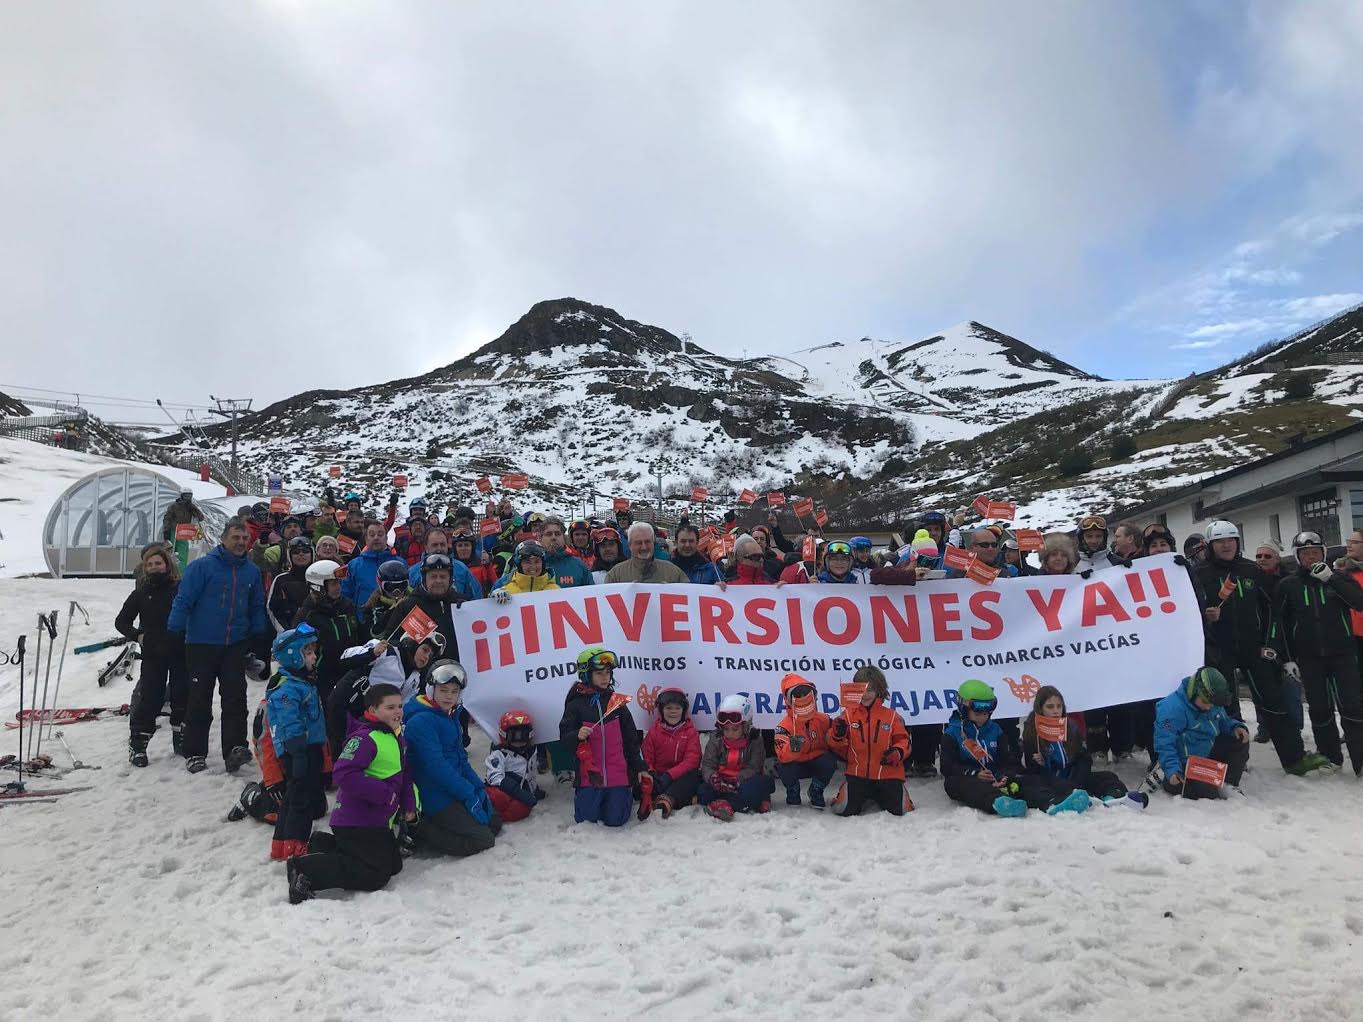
[420,632,448,656]
[451,532,475,545]
[586,652,617,672]
[294,622,318,641]
[788,684,815,700]
[288,537,314,552]
[964,698,998,714]
[422,553,453,572]
[1079,515,1107,531]
[426,660,467,689]
[826,542,852,557]
[716,710,746,726]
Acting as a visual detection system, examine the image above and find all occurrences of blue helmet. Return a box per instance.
[920,511,946,526]
[850,536,873,552]
[272,624,318,674]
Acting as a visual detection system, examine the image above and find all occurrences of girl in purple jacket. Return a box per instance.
[287,683,416,904]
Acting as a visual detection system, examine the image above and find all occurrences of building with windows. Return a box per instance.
[1129,420,1363,550]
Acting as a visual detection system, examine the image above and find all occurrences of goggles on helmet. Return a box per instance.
[716,710,745,726]
[964,698,998,714]
[826,542,852,557]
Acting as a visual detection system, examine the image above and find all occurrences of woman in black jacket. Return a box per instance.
[116,544,188,766]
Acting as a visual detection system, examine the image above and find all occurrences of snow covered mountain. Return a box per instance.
[146,297,1363,531]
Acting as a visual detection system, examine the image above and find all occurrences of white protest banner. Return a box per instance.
[452,553,1203,741]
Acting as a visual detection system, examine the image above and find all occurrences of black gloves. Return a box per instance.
[832,718,849,740]
[881,747,904,766]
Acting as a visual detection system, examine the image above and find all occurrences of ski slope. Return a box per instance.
[2,576,1361,1021]
[0,437,231,578]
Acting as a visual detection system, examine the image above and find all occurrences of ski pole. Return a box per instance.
[12,635,26,793]
[31,612,60,760]
[40,601,87,757]
[27,617,46,760]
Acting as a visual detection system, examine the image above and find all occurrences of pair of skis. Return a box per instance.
[4,705,130,729]
[0,785,92,806]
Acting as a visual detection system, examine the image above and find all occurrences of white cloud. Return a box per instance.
[1171,337,1232,349]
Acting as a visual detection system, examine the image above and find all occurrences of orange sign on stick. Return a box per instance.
[793,497,814,518]
[398,606,438,643]
[739,489,758,505]
[839,683,867,709]
[269,496,291,514]
[1035,716,1068,743]
[767,491,786,507]
[475,477,492,493]
[1184,755,1228,787]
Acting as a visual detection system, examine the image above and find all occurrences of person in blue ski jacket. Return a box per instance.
[168,519,270,775]
[265,626,328,859]
[1154,667,1251,799]
[403,659,500,856]
[342,521,403,622]
[817,542,860,583]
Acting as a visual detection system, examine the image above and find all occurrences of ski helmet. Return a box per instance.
[287,534,313,557]
[1183,666,1231,707]
[251,501,270,521]
[512,540,547,573]
[377,559,410,597]
[420,552,454,582]
[423,658,467,697]
[957,679,997,712]
[497,709,535,747]
[399,630,447,660]
[576,646,617,683]
[1205,520,1240,543]
[654,687,689,717]
[1291,531,1325,553]
[227,781,282,824]
[272,624,319,674]
[716,693,753,727]
[305,559,342,593]
[850,537,873,552]
[344,491,362,508]
[409,496,427,513]
[920,510,946,527]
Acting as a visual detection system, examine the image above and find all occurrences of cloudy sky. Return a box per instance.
[2,2,1360,423]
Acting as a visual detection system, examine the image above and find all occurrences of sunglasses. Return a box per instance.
[965,699,997,713]
[974,541,999,549]
[716,710,745,726]
[741,553,764,562]
[789,684,814,700]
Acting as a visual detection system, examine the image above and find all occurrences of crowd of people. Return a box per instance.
[108,487,1363,905]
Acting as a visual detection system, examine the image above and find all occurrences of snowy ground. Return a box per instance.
[2,577,1362,1021]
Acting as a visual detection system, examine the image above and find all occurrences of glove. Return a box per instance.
[1283,661,1302,683]
[655,771,672,791]
[710,775,737,794]
[1259,646,1278,663]
[1078,569,1094,580]
[1173,555,1188,567]
[787,735,805,754]
[1311,561,1333,582]
[880,747,904,766]
[533,786,547,800]
[831,718,849,740]
[492,588,511,604]
[389,490,401,507]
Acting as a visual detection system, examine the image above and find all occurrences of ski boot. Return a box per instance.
[655,793,676,819]
[286,857,314,905]
[785,783,802,807]
[705,799,735,822]
[224,745,253,774]
[128,733,151,768]
[171,725,185,758]
[808,780,827,810]
[755,799,771,814]
[185,756,207,774]
[636,774,654,822]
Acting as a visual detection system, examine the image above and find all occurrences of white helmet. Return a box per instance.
[1291,531,1324,552]
[305,559,342,593]
[1204,520,1240,543]
[717,693,753,725]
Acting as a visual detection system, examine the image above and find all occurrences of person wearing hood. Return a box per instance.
[671,523,722,585]
[1193,520,1325,777]
[161,488,204,541]
[265,626,329,860]
[286,682,416,904]
[1039,533,1078,575]
[168,518,269,776]
[818,541,860,584]
[328,631,448,758]
[1276,531,1363,776]
[491,541,563,600]
[118,544,189,766]
[590,526,628,584]
[1153,667,1252,798]
[604,523,688,584]
[559,647,647,827]
[1074,514,1110,573]
[639,687,703,819]
[773,674,836,809]
[404,659,501,856]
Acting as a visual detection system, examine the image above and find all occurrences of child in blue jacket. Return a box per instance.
[266,625,329,860]
[1154,667,1251,799]
[403,659,501,856]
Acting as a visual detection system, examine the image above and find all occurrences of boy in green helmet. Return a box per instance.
[1153,667,1252,799]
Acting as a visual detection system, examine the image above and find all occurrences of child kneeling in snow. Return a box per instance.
[485,709,546,823]
[1022,685,1148,809]
[1154,667,1250,799]
[826,666,912,816]
[559,647,647,827]
[266,625,329,860]
[942,680,1090,818]
[639,687,703,820]
[773,673,837,809]
[287,683,416,904]
[699,695,775,821]
[405,659,502,855]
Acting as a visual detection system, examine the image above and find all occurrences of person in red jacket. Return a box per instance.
[638,688,702,820]
[827,666,912,816]
[723,535,775,586]
[773,674,836,808]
